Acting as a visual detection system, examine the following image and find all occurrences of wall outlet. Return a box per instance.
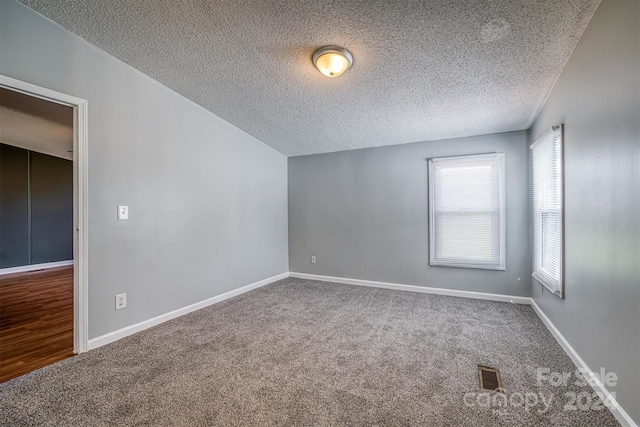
[311,256,316,264]
[117,205,129,221]
[115,293,127,310]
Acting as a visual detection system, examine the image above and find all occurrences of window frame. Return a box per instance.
[428,152,506,271]
[531,125,564,297]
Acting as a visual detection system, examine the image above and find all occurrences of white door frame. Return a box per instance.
[0,75,89,353]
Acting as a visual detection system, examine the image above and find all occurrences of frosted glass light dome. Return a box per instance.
[312,46,353,77]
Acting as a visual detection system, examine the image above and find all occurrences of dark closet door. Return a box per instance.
[0,145,30,268]
[30,152,73,264]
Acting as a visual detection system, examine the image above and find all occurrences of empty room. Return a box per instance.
[0,87,75,383]
[0,0,638,426]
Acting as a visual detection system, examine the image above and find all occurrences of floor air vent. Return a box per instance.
[478,365,503,393]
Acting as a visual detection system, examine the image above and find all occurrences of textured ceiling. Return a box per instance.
[0,87,73,160]
[19,0,600,156]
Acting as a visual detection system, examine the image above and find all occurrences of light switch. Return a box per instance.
[117,205,129,221]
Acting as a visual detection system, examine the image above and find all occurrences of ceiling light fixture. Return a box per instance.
[312,46,353,77]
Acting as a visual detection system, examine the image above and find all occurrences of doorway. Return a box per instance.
[0,76,88,381]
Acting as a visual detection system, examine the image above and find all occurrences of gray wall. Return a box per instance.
[0,143,73,267]
[530,0,640,423]
[0,0,289,339]
[289,131,530,296]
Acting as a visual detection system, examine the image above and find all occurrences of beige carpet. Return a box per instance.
[0,278,620,426]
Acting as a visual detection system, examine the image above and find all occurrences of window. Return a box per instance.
[531,125,564,296]
[428,153,506,270]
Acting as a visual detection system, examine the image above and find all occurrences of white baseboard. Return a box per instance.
[0,260,73,276]
[289,272,531,304]
[87,272,289,350]
[530,300,637,427]
[290,271,635,426]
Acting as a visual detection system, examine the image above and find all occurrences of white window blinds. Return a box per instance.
[531,125,563,296]
[428,153,506,270]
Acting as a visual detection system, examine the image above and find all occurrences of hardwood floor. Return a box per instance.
[0,266,74,383]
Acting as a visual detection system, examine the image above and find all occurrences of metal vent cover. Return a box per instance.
[478,365,503,393]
